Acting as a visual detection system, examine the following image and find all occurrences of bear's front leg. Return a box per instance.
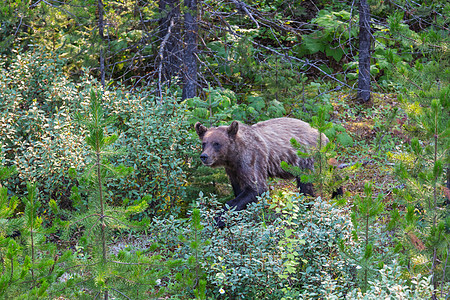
[225,187,259,211]
[296,178,315,197]
[228,176,243,197]
[214,187,259,228]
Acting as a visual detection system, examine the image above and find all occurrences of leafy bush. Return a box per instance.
[184,84,286,125]
[0,49,84,210]
[155,192,355,299]
[0,49,196,215]
[298,10,357,64]
[105,90,196,216]
[148,188,439,299]
[324,263,435,299]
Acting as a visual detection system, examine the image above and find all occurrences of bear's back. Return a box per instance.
[252,117,327,148]
[249,118,326,179]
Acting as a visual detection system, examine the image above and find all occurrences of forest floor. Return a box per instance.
[335,93,406,200]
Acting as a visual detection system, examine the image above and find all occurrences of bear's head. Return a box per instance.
[194,121,239,167]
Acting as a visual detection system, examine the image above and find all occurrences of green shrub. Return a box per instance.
[298,10,357,64]
[156,192,355,299]
[324,262,434,299]
[186,192,436,299]
[0,49,196,216]
[0,49,85,210]
[105,90,196,217]
[0,167,74,299]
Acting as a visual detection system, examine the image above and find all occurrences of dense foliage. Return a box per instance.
[0,0,449,298]
[0,50,196,216]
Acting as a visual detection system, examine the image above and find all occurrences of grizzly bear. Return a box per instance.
[195,117,331,228]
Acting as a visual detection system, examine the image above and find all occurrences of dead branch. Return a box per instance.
[157,18,176,102]
[230,0,260,28]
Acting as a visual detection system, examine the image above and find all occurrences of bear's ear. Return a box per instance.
[195,122,208,139]
[227,121,239,138]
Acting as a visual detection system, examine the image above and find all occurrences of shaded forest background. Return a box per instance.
[0,0,449,299]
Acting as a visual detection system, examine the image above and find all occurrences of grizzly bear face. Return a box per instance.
[195,121,238,167]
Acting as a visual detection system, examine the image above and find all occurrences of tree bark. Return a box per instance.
[358,0,371,102]
[182,0,198,100]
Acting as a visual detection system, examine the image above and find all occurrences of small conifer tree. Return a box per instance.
[177,208,208,299]
[394,98,450,297]
[339,182,386,292]
[60,90,169,299]
[281,105,348,199]
[0,166,73,298]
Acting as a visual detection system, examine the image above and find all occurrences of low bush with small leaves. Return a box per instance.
[152,191,439,299]
[324,263,435,299]
[0,49,196,215]
[156,192,355,299]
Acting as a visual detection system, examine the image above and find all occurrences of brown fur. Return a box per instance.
[195,117,329,226]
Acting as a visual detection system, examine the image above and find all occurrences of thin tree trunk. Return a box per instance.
[182,0,198,100]
[97,150,108,300]
[358,0,371,102]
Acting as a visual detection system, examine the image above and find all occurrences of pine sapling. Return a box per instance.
[281,105,349,199]
[61,89,165,299]
[0,166,72,298]
[340,182,385,292]
[178,208,208,299]
[394,98,450,298]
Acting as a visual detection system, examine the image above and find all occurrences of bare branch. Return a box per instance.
[230,0,259,28]
[157,17,176,102]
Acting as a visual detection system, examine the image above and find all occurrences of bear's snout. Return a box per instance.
[200,153,209,164]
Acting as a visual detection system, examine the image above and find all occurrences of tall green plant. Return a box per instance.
[340,182,386,292]
[281,105,348,199]
[394,98,450,298]
[60,90,168,299]
[177,208,208,299]
[0,166,73,298]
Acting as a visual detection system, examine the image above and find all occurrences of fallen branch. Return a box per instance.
[337,160,373,169]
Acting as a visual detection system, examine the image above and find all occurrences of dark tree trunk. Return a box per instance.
[358,0,371,102]
[182,0,198,100]
[159,0,181,85]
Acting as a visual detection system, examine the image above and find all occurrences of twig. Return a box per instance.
[109,260,166,267]
[71,213,102,226]
[110,288,132,300]
[103,214,140,229]
[14,17,23,38]
[214,19,353,89]
[86,216,102,240]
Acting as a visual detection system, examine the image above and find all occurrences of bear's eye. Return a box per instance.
[202,142,206,149]
[213,142,221,150]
